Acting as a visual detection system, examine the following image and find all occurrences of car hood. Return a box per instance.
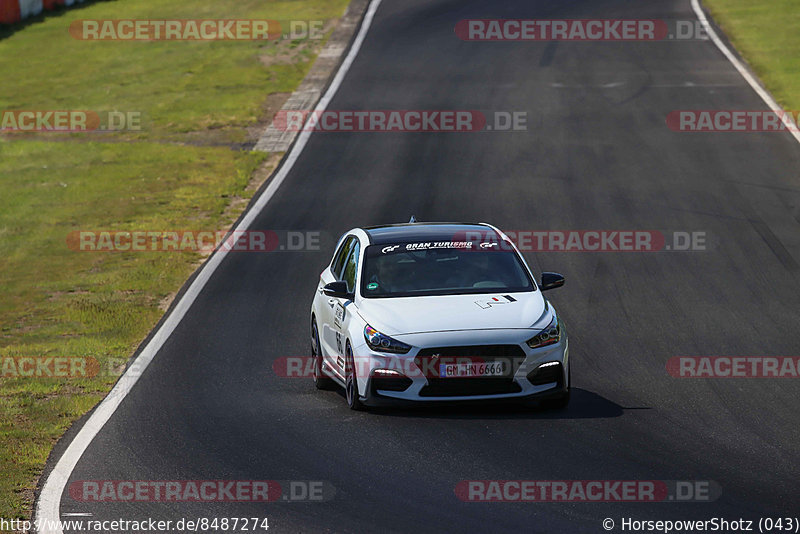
[356,291,548,336]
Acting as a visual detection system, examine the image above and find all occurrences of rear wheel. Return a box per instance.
[312,320,334,390]
[345,342,365,411]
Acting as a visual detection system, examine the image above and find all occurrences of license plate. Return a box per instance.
[439,361,506,378]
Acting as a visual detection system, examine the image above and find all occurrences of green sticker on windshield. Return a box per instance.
[367,282,379,290]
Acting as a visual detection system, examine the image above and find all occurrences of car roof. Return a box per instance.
[362,222,498,245]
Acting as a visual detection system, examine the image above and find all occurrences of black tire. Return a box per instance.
[312,320,334,390]
[345,342,365,411]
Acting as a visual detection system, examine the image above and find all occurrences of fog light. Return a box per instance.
[527,361,563,386]
[371,369,412,392]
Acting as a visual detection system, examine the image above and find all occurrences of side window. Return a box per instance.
[331,236,355,279]
[342,241,360,294]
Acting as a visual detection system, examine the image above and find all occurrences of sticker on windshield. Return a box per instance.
[380,241,474,253]
[406,241,473,251]
[367,282,379,290]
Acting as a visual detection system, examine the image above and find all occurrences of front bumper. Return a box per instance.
[352,332,569,407]
[362,373,569,407]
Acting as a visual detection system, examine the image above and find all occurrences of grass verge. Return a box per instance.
[0,0,349,525]
[703,0,800,110]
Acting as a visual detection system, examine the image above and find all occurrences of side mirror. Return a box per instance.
[323,281,350,299]
[540,272,565,291]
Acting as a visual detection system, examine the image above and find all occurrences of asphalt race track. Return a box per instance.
[49,0,800,532]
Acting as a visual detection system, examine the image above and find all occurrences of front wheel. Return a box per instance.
[345,342,365,411]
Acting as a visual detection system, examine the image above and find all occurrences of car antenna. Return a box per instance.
[409,215,417,223]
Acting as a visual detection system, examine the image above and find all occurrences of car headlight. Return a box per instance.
[526,315,561,349]
[364,325,412,354]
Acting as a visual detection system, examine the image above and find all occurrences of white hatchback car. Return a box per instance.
[310,222,569,410]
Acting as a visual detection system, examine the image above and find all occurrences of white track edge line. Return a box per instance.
[33,1,383,532]
[691,0,800,145]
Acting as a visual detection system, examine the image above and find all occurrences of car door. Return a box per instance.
[330,239,360,373]
[318,235,356,366]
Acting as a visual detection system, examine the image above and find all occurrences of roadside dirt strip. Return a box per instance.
[254,0,370,153]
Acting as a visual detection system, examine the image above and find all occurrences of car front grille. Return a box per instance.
[419,378,522,397]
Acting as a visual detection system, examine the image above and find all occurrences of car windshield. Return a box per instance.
[361,241,535,298]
